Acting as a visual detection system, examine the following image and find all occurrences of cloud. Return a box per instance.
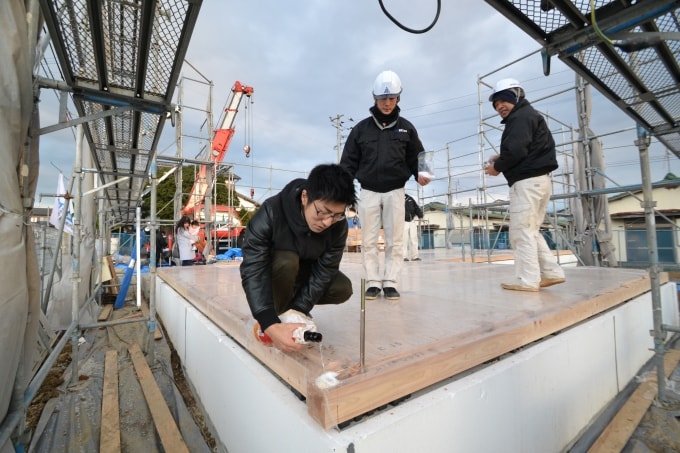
[33,1,679,210]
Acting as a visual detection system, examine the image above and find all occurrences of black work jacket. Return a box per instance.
[239,179,347,331]
[405,194,423,222]
[341,112,424,193]
[492,98,558,187]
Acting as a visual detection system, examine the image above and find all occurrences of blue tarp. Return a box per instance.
[217,248,242,260]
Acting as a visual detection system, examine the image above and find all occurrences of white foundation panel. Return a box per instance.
[155,278,678,453]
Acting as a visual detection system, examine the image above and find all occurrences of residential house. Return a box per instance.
[608,173,680,267]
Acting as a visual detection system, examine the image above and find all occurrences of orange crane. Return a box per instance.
[183,81,254,216]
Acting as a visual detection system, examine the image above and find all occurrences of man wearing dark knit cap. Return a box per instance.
[484,78,566,292]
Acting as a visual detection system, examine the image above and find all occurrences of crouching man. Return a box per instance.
[240,163,357,353]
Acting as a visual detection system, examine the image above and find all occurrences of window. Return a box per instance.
[624,225,676,264]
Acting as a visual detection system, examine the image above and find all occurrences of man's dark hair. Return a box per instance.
[306,163,357,207]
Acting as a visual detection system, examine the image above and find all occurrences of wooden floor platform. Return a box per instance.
[156,250,666,430]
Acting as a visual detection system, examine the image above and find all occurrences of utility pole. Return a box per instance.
[329,114,353,162]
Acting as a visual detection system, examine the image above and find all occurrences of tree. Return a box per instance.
[141,166,240,219]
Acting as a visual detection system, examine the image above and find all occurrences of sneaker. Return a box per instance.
[501,282,539,292]
[412,257,421,261]
[404,258,409,261]
[365,287,381,300]
[383,287,400,300]
[540,277,566,288]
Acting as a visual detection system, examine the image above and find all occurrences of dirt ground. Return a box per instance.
[26,343,71,430]
[167,333,217,450]
[626,402,680,452]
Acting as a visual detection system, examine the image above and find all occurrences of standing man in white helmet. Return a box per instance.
[341,70,431,300]
[485,78,566,291]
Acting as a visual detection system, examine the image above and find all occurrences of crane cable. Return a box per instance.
[378,0,441,34]
[243,94,255,198]
[243,95,252,158]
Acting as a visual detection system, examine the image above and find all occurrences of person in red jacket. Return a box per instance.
[485,78,566,292]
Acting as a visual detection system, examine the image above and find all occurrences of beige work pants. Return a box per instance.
[403,220,419,260]
[359,187,405,289]
[509,175,565,287]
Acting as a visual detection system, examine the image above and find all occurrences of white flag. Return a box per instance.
[49,174,74,235]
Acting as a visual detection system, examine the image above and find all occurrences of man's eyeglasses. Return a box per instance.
[312,201,346,221]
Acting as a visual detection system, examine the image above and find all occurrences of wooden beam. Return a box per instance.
[98,304,114,322]
[105,256,120,294]
[100,350,120,453]
[588,349,680,453]
[128,343,189,453]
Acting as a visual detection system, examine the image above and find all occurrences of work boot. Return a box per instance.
[383,287,400,300]
[365,287,381,300]
[501,282,539,292]
[412,257,421,261]
[540,277,566,288]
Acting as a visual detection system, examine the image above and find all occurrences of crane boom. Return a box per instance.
[183,81,254,216]
[211,81,254,163]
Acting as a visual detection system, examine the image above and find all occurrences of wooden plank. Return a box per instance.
[100,256,113,283]
[117,311,144,321]
[128,343,189,453]
[307,273,653,429]
[140,300,163,340]
[106,256,120,294]
[443,250,574,263]
[157,258,665,429]
[98,304,114,322]
[588,349,680,453]
[306,268,660,429]
[345,229,384,249]
[100,350,120,453]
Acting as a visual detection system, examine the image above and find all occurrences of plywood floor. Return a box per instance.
[157,249,660,429]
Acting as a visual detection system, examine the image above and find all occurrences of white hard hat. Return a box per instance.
[489,78,523,101]
[373,70,402,99]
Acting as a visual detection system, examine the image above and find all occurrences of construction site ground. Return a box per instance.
[24,261,680,453]
[26,297,215,452]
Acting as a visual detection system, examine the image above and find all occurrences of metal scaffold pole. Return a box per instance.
[636,125,668,404]
[70,125,84,385]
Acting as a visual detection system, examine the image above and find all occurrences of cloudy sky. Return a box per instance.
[36,1,678,209]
